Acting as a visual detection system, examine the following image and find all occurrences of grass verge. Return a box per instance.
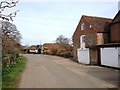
[2,55,27,88]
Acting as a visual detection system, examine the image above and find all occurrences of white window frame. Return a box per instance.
[80,35,86,49]
[81,23,85,30]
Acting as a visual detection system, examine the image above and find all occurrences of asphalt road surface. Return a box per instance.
[18,54,119,88]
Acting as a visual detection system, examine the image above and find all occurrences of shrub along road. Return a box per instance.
[18,54,119,88]
[2,55,27,88]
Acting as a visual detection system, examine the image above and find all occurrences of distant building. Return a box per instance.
[29,45,38,54]
[42,43,62,54]
[42,43,73,57]
[23,45,41,54]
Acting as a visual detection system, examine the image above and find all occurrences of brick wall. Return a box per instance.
[89,48,98,65]
[73,16,97,61]
[73,38,80,61]
[110,23,120,43]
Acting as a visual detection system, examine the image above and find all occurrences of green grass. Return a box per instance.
[2,55,27,88]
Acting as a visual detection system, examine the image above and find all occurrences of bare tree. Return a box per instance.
[1,20,21,41]
[56,35,71,45]
[55,35,73,57]
[0,0,19,21]
[0,0,20,54]
[1,20,21,54]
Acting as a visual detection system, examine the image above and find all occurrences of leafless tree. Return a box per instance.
[55,35,73,57]
[0,0,19,21]
[56,35,71,45]
[0,0,20,54]
[1,20,21,54]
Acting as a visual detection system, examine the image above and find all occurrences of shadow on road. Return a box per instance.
[86,66,119,87]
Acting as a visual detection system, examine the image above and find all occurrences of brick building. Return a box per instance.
[109,10,120,43]
[97,10,120,68]
[72,15,112,65]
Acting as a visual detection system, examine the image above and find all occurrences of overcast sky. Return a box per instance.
[10,0,119,45]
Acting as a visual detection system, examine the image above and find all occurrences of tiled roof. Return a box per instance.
[43,43,61,49]
[83,15,112,32]
[43,43,71,50]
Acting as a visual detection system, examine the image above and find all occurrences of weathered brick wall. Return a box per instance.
[96,33,104,45]
[103,33,109,44]
[110,23,120,43]
[85,33,96,47]
[80,17,97,48]
[73,38,80,61]
[89,48,98,65]
[72,16,97,61]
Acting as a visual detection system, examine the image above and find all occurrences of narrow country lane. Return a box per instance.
[18,54,118,88]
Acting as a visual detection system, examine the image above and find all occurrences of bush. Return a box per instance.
[2,53,19,68]
[2,55,27,88]
[51,49,58,55]
[58,51,73,58]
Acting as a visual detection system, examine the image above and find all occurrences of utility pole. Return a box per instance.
[40,40,41,46]
[39,40,42,54]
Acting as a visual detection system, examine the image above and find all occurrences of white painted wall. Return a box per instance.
[101,47,120,68]
[77,48,90,64]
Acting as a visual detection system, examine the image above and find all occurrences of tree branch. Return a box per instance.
[0,0,19,21]
[0,0,19,10]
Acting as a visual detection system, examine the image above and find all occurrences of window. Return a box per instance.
[81,35,86,43]
[80,35,86,49]
[82,36,86,42]
[81,23,85,30]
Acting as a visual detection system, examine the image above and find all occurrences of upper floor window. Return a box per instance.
[81,23,85,30]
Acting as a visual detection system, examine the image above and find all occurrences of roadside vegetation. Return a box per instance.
[0,0,26,88]
[43,35,73,58]
[2,55,27,88]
